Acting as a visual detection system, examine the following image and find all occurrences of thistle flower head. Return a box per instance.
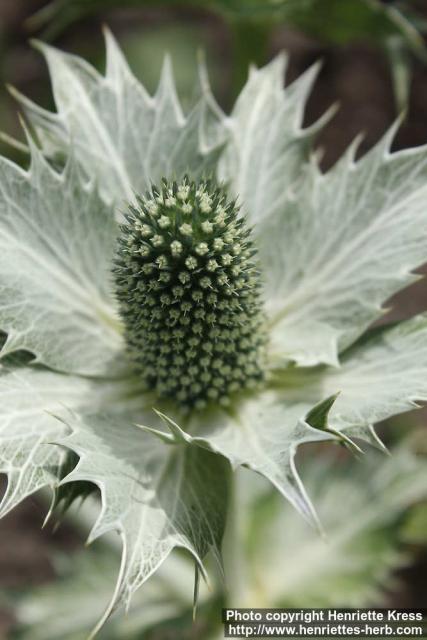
[114,177,266,411]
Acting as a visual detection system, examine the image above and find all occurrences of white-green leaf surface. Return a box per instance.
[0,362,144,518]
[151,394,332,529]
[279,314,427,433]
[242,445,427,607]
[55,411,229,634]
[262,129,427,366]
[323,314,427,432]
[219,53,427,366]
[0,141,122,375]
[274,314,427,445]
[0,364,91,517]
[219,55,331,226]
[14,30,225,207]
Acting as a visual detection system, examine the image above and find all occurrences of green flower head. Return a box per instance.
[1,30,427,636]
[114,178,265,410]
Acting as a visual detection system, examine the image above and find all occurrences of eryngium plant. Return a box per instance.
[1,30,427,635]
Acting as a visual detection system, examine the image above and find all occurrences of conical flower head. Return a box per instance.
[114,177,266,410]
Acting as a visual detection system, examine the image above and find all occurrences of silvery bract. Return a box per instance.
[2,29,427,635]
[12,444,427,639]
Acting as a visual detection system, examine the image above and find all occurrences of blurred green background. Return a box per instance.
[0,1,427,638]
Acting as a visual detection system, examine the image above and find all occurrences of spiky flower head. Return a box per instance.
[114,177,266,411]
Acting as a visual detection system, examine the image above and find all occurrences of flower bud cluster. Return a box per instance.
[114,177,265,411]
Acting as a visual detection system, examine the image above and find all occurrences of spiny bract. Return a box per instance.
[114,177,266,410]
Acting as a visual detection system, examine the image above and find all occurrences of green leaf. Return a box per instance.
[306,394,363,455]
[243,443,427,607]
[305,394,339,430]
[14,29,226,207]
[262,127,427,366]
[53,410,230,634]
[0,139,122,375]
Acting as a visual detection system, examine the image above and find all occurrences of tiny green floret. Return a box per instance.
[114,177,266,410]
